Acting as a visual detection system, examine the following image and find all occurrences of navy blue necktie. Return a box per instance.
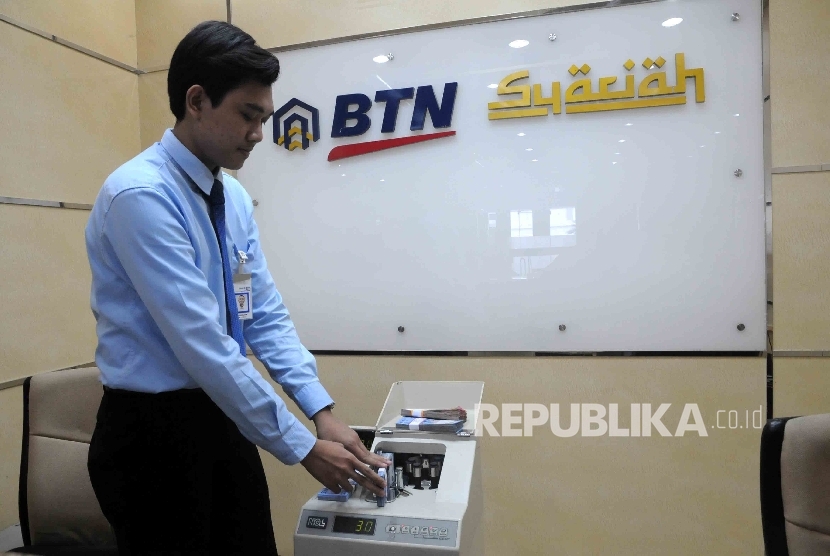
[205,179,246,356]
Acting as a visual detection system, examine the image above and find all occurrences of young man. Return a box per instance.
[85,21,388,553]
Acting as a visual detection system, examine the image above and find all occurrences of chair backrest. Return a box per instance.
[19,366,116,546]
[761,415,830,556]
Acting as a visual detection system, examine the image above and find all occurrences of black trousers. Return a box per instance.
[87,387,279,555]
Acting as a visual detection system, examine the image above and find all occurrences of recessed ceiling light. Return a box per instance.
[509,40,530,49]
[619,139,626,143]
[380,179,385,182]
[526,148,533,151]
[662,18,683,27]
[531,159,538,162]
[734,113,740,117]
[488,83,498,89]
[625,123,633,126]
[517,133,526,137]
[615,152,621,155]
[341,174,346,177]
[715,131,721,134]
[373,55,390,63]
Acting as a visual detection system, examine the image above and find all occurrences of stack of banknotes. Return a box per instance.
[400,407,467,420]
[397,408,467,432]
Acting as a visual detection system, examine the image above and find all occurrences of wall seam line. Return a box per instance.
[772,165,830,175]
[0,12,143,74]
[0,196,92,210]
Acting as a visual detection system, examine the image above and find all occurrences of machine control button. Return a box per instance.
[386,525,398,533]
[400,525,410,533]
[439,528,449,539]
[305,516,328,530]
[410,526,420,535]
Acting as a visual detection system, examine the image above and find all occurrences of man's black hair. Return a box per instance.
[168,21,280,121]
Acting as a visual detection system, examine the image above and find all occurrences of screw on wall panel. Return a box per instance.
[737,324,746,331]
[252,199,259,206]
[734,169,743,177]
[549,34,557,41]
[731,12,740,22]
[559,325,566,331]
[387,53,394,61]
[398,326,405,333]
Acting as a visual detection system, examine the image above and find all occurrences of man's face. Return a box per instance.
[194,81,274,171]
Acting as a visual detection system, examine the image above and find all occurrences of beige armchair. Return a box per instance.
[10,366,117,554]
[761,414,830,555]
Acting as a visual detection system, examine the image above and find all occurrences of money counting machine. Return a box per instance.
[294,381,485,555]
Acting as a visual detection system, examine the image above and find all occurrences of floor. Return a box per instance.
[0,524,22,552]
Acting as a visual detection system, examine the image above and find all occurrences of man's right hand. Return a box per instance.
[301,439,388,497]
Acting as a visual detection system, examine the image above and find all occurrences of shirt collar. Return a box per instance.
[160,128,223,196]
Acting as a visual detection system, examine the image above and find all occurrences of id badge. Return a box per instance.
[233,249,252,320]
[233,273,252,320]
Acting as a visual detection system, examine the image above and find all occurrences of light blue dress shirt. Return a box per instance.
[85,129,333,465]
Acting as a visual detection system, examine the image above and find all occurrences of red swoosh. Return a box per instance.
[327,131,456,161]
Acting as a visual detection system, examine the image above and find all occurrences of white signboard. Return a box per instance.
[239,0,765,352]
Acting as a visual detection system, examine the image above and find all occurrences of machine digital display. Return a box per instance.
[332,516,376,535]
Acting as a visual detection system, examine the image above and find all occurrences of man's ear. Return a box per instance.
[184,85,210,120]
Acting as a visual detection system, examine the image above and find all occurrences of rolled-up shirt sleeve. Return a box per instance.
[100,186,316,465]
[240,195,335,420]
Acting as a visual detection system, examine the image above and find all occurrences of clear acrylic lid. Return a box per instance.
[374,381,485,438]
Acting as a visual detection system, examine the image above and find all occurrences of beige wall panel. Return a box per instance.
[232,0,596,50]
[252,356,765,555]
[0,206,96,383]
[0,24,140,204]
[772,172,830,350]
[770,0,830,167]
[135,0,227,69]
[0,0,137,67]
[0,385,23,530]
[774,358,830,418]
[138,70,174,150]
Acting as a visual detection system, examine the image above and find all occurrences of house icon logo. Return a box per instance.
[273,98,320,151]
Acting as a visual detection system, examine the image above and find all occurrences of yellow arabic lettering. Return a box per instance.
[638,71,674,97]
[488,107,548,120]
[673,53,705,102]
[488,70,553,120]
[566,73,635,104]
[598,75,636,100]
[565,78,594,103]
[566,96,686,114]
[486,53,705,120]
[488,70,531,109]
[563,52,704,114]
[533,82,562,115]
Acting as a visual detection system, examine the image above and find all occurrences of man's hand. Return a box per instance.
[300,439,387,497]
[312,409,390,470]
[301,408,391,498]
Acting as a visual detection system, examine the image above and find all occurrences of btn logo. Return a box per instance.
[273,98,320,151]
[327,82,458,161]
[330,83,457,137]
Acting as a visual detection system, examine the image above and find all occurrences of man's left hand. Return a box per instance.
[312,409,390,469]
